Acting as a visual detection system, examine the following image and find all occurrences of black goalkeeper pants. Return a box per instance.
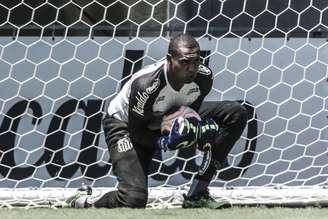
[95,114,155,208]
[96,100,247,208]
[196,101,248,182]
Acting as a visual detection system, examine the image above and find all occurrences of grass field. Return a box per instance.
[2,207,328,219]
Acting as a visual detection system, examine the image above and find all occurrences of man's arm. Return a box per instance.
[128,116,161,149]
[127,77,161,149]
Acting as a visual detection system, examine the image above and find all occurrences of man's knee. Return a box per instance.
[219,101,248,127]
[117,187,148,208]
[233,102,248,126]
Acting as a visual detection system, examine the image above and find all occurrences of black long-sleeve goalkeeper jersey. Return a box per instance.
[107,60,213,148]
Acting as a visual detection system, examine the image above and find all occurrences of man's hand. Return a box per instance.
[197,118,219,151]
[158,117,199,151]
[158,116,220,151]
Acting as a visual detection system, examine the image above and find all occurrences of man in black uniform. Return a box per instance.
[64,33,247,209]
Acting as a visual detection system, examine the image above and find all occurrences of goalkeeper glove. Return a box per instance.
[158,116,198,151]
[197,118,219,151]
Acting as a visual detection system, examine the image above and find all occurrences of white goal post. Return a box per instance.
[0,0,327,208]
[2,186,328,209]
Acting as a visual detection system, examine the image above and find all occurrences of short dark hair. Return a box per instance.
[168,33,199,57]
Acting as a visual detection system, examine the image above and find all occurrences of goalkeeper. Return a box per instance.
[64,33,247,209]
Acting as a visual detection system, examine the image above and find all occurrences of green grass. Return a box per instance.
[2,207,328,219]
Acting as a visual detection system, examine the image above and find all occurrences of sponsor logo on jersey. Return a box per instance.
[132,79,160,116]
[198,65,211,75]
[117,136,133,153]
[132,91,149,116]
[186,87,199,96]
[146,78,160,94]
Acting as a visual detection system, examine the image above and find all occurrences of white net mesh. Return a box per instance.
[0,0,327,208]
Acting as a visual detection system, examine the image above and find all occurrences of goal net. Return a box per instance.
[0,0,327,208]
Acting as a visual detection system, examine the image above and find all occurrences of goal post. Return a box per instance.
[2,186,328,209]
[0,0,327,208]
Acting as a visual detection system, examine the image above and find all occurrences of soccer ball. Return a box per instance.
[160,105,201,134]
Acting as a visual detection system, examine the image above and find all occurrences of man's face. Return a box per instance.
[168,46,201,84]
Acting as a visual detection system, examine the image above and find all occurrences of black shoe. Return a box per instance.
[182,190,225,209]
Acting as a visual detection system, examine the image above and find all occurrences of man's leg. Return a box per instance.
[96,115,156,208]
[197,101,248,178]
[184,101,248,208]
[65,115,155,208]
